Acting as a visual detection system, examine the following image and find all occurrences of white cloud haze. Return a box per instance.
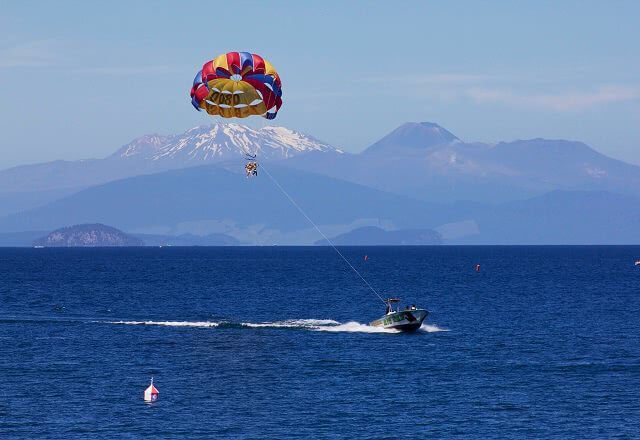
[467,85,640,111]
[0,40,60,68]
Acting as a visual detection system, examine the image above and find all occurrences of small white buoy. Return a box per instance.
[144,377,159,402]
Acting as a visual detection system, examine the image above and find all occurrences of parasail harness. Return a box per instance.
[244,153,258,177]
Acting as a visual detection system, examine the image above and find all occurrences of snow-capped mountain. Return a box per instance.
[3,119,640,225]
[0,122,343,201]
[111,123,342,164]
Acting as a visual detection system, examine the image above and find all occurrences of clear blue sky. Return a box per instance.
[1,0,639,168]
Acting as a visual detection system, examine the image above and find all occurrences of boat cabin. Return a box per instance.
[384,298,418,314]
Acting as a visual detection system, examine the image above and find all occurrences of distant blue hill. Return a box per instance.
[0,231,47,247]
[455,190,640,245]
[0,164,638,244]
[134,232,240,246]
[1,121,640,244]
[0,229,240,247]
[283,122,640,203]
[363,121,460,154]
[315,226,442,245]
[0,188,77,217]
[33,223,143,247]
[0,165,463,244]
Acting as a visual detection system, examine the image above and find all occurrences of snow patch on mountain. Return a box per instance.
[114,122,341,164]
[114,134,172,159]
[261,126,344,154]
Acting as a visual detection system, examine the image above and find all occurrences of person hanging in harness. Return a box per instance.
[245,161,257,177]
[244,153,258,178]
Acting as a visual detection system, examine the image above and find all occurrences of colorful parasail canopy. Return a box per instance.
[190,52,282,120]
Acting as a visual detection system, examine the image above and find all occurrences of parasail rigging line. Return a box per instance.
[260,163,386,305]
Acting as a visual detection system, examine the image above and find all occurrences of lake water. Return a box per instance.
[1,246,639,438]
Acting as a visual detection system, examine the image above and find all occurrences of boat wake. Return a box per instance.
[104,319,448,334]
[312,321,399,333]
[0,316,448,334]
[106,320,220,328]
[420,324,449,333]
[240,319,340,329]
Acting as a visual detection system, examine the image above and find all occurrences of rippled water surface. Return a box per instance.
[1,246,639,438]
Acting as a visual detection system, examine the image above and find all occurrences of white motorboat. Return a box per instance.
[370,298,428,332]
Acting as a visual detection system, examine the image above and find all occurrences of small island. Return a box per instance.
[33,224,144,247]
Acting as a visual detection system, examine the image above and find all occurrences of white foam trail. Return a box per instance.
[420,323,449,333]
[241,319,340,328]
[100,319,448,334]
[106,320,220,328]
[242,319,398,333]
[313,321,399,333]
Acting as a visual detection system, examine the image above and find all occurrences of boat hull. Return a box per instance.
[370,309,428,332]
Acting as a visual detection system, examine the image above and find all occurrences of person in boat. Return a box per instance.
[385,302,392,314]
[411,304,416,310]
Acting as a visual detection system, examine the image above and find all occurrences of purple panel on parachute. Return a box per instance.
[192,70,203,87]
[238,52,254,71]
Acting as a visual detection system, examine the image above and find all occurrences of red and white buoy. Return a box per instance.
[144,377,159,402]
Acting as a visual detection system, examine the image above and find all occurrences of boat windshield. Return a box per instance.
[385,298,401,314]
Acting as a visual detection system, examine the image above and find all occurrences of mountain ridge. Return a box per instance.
[2,120,640,227]
[363,122,461,155]
[0,122,341,195]
[315,226,443,246]
[110,123,341,163]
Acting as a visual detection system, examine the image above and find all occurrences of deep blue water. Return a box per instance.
[1,246,639,438]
